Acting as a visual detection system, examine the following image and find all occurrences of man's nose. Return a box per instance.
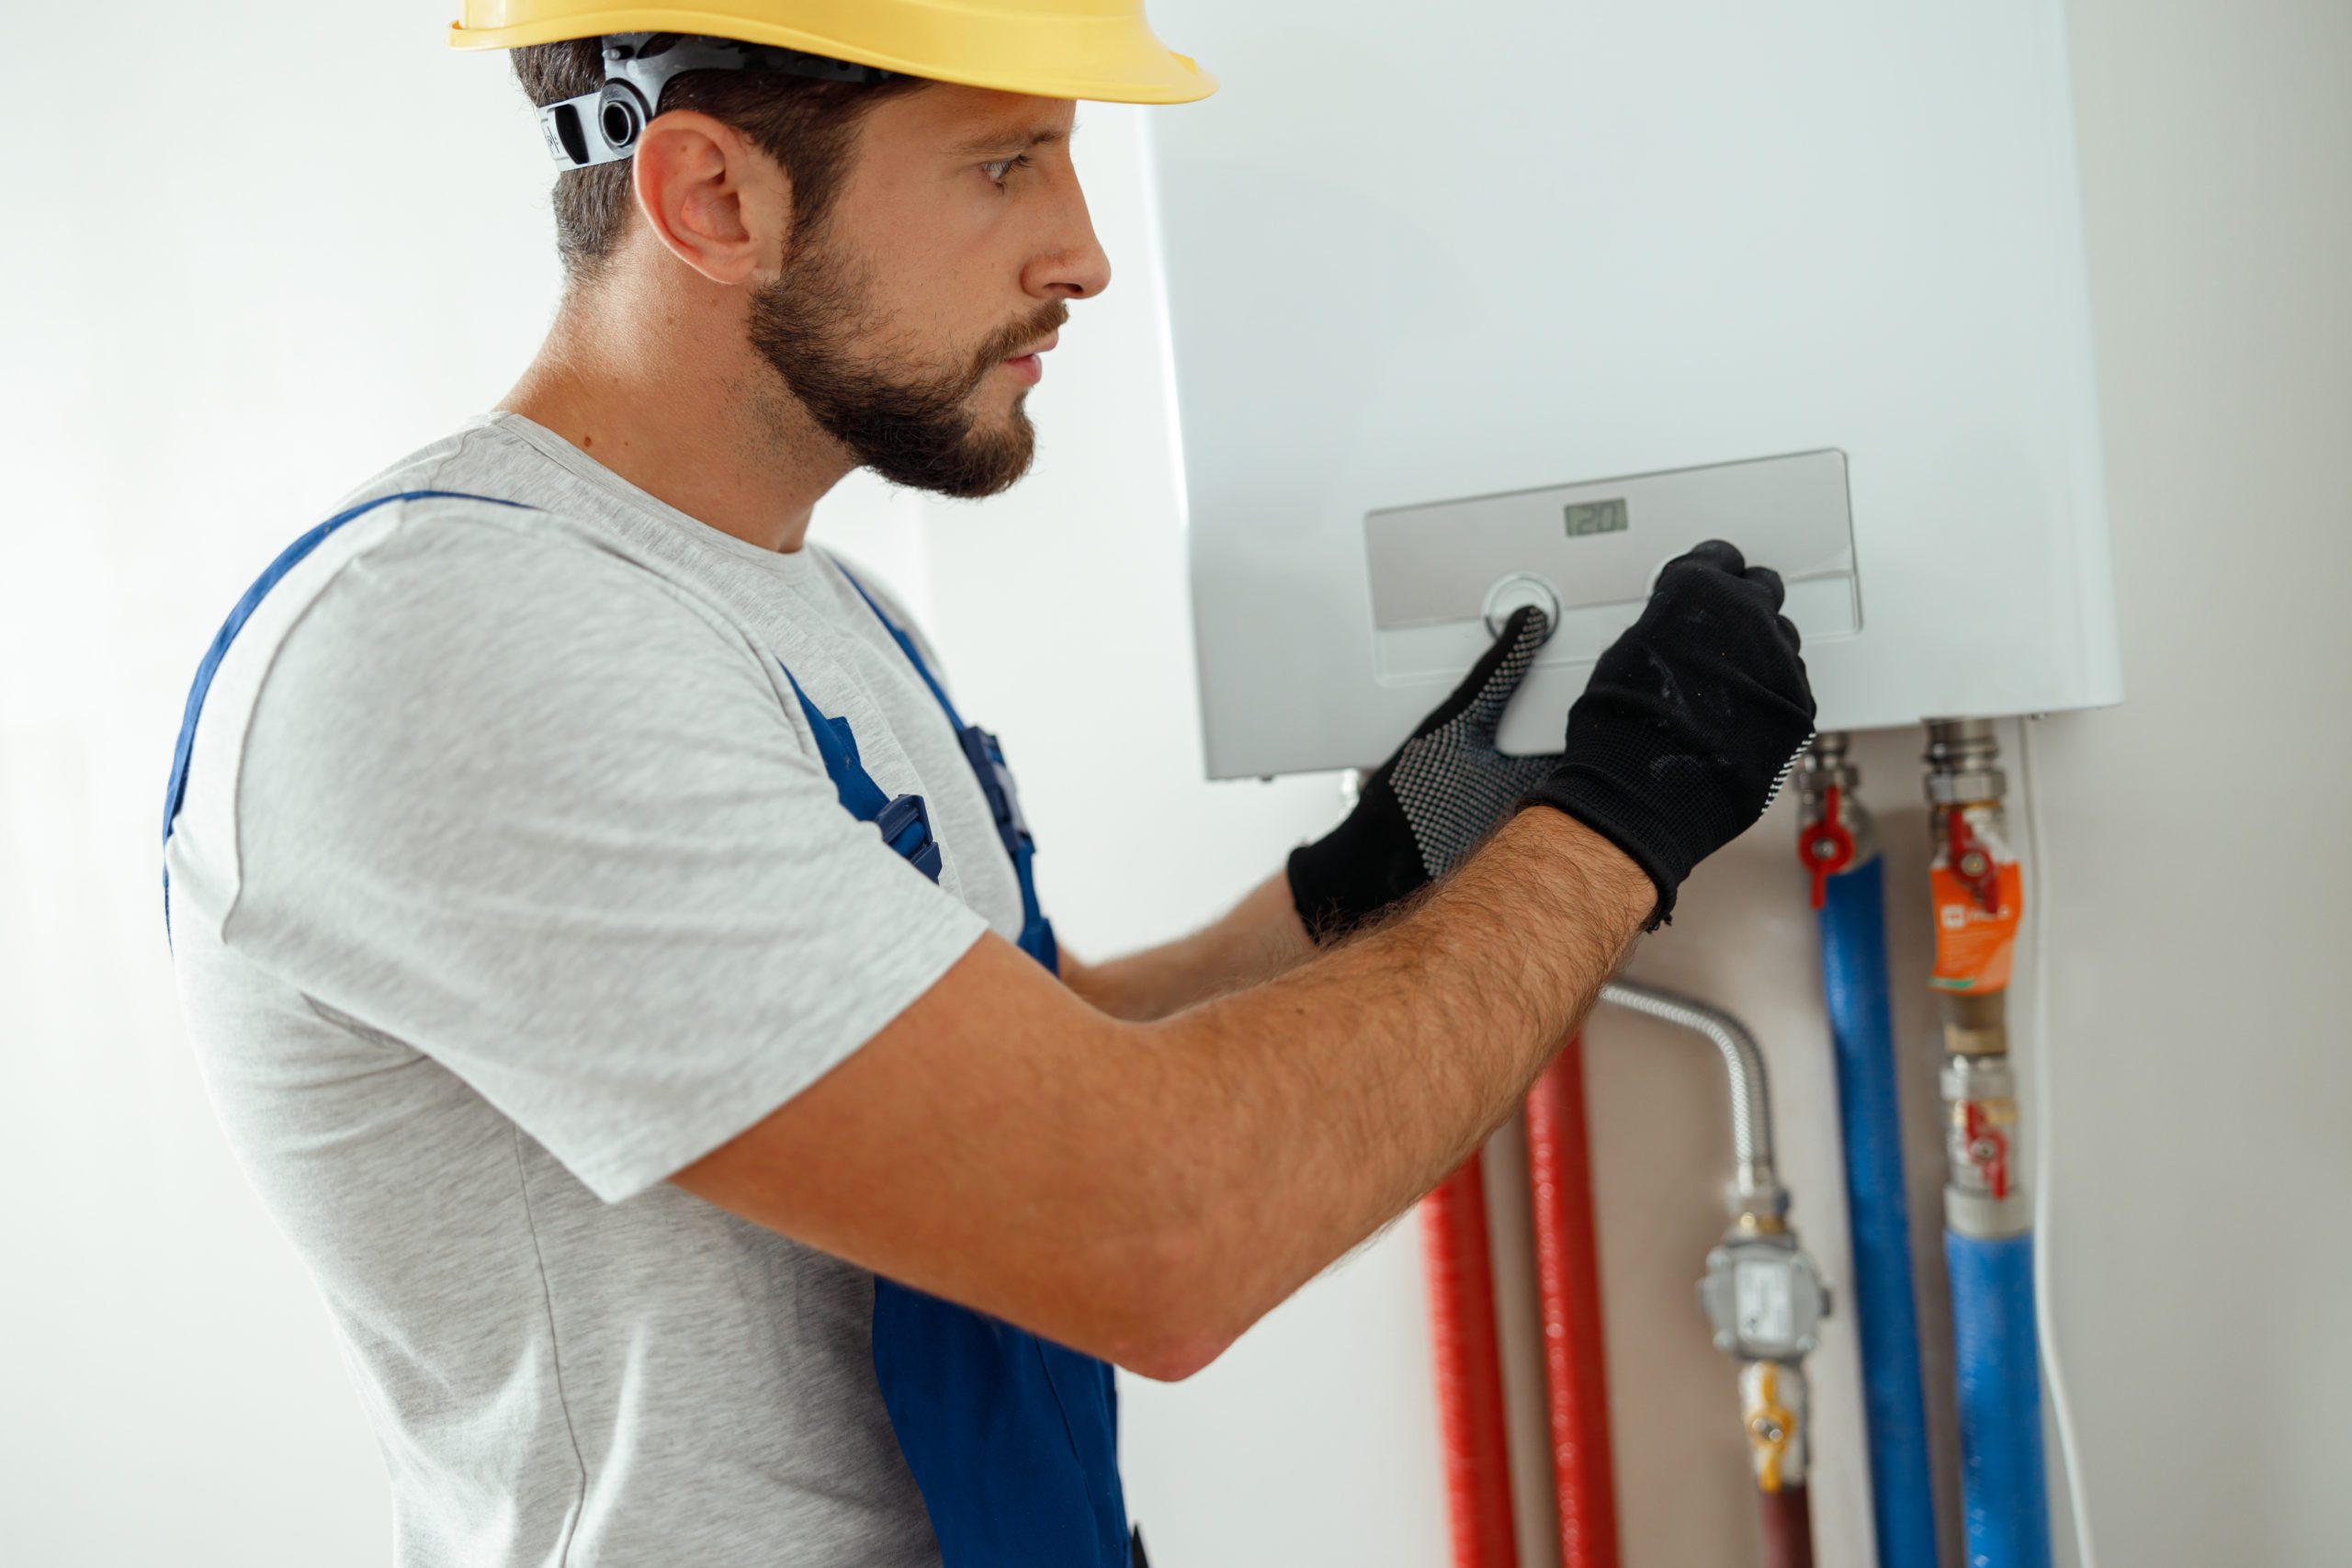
[1025,179,1113,301]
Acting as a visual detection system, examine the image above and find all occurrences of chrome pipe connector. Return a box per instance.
[1600,979,1781,1211]
[1924,716,2007,806]
[1796,731,1877,868]
[1799,730,1857,790]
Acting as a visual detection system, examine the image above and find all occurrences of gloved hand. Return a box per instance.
[1520,539,1815,928]
[1287,605,1560,942]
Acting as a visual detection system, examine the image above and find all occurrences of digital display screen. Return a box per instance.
[1564,498,1629,537]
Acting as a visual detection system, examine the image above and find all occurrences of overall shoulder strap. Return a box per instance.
[824,561,1059,975]
[162,491,533,932]
[831,561,969,734]
[776,662,944,883]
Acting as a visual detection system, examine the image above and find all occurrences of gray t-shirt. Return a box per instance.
[165,412,1025,1566]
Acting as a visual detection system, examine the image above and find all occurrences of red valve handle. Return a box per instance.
[1945,806,2003,914]
[1797,784,1855,910]
[1962,1100,2011,1201]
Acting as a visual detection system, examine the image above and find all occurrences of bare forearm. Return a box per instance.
[681,807,1648,1381]
[1061,873,1315,1021]
[1135,807,1651,1366]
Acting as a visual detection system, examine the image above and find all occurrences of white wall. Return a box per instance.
[4,3,2346,1565]
[2030,2,2352,1559]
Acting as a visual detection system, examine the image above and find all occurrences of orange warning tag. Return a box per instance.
[1929,804,2022,994]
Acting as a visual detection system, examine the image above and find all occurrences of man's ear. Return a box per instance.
[629,109,793,285]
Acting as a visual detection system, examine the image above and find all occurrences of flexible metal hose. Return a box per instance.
[1597,980,1779,1201]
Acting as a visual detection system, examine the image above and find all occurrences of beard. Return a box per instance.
[748,229,1068,500]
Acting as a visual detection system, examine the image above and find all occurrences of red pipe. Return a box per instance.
[1523,1039,1623,1568]
[1758,1483,1816,1568]
[1420,1151,1521,1568]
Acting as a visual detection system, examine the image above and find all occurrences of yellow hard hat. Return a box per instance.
[448,1,1216,106]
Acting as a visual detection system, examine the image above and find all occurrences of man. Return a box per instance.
[162,5,1815,1564]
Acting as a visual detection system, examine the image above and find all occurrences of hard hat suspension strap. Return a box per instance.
[537,31,899,170]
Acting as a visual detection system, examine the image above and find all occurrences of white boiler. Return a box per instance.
[1145,0,2124,776]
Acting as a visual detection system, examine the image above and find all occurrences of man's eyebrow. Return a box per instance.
[944,121,1074,157]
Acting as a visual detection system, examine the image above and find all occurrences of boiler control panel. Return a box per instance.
[1364,451,1859,754]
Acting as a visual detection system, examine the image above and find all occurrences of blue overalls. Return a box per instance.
[162,491,1134,1568]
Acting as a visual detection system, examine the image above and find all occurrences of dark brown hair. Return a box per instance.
[509,38,930,284]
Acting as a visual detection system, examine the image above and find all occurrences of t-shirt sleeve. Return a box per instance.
[222,515,989,1202]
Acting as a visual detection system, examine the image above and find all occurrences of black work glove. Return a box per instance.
[1287,606,1559,942]
[1520,540,1816,928]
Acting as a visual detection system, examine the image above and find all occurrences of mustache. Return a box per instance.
[971,300,1070,378]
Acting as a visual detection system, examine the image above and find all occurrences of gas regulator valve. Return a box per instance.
[1698,1232,1831,1363]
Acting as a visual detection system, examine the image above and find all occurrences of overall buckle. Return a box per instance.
[875,792,944,884]
[959,726,1032,842]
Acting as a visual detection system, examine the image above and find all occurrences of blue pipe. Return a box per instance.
[1947,1230,2051,1568]
[1818,857,1939,1568]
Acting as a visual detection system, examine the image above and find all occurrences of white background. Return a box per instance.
[3,2,2346,1565]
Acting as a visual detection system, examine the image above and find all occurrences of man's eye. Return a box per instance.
[981,153,1034,186]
